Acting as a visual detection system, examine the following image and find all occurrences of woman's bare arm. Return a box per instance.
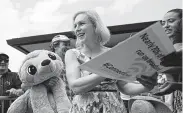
[116,80,151,96]
[65,49,106,94]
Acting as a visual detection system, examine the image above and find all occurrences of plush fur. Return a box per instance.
[7,50,71,113]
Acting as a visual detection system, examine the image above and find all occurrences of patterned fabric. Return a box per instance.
[60,68,74,101]
[172,90,182,113]
[68,49,127,113]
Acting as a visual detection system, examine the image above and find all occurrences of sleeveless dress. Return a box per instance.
[67,49,127,113]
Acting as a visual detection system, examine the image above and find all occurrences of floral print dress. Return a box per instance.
[68,49,127,113]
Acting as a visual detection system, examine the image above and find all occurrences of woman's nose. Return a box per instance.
[163,21,170,28]
[75,25,81,32]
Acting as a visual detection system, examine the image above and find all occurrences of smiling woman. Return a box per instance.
[64,10,127,113]
[161,8,182,45]
[73,10,110,49]
[158,8,182,113]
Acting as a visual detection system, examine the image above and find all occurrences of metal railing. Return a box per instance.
[0,96,16,113]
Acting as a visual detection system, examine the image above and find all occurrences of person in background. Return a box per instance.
[50,35,71,63]
[49,34,73,101]
[0,53,24,113]
[121,8,182,113]
[157,8,182,94]
[155,8,182,113]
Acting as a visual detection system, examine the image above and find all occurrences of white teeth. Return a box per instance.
[165,29,171,34]
[77,33,84,37]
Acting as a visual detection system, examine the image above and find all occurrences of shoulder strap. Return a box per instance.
[71,49,90,64]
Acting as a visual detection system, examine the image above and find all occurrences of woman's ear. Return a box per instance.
[178,18,182,31]
[173,18,182,44]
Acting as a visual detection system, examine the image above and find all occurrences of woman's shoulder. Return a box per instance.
[66,48,78,55]
[66,48,84,59]
[66,48,89,64]
[65,49,78,60]
[69,48,82,56]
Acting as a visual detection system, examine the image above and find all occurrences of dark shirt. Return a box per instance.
[0,72,21,96]
[0,72,22,113]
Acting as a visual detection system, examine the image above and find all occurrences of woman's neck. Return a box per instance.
[81,44,104,59]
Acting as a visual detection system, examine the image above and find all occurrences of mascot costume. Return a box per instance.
[7,50,71,113]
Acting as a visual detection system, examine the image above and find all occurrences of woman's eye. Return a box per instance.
[48,53,56,60]
[80,22,85,26]
[74,24,77,28]
[168,19,175,23]
[160,21,165,26]
[27,65,37,75]
[62,42,70,46]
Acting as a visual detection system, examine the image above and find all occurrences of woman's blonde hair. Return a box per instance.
[73,10,111,48]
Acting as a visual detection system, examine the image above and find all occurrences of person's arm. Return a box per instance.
[65,49,106,94]
[6,88,24,96]
[116,81,151,96]
[155,47,182,95]
[154,73,182,96]
[7,72,24,96]
[116,72,158,95]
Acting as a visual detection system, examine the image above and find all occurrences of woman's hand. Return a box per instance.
[154,74,182,96]
[136,72,158,90]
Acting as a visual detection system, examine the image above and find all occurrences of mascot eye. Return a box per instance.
[28,65,37,75]
[48,53,56,60]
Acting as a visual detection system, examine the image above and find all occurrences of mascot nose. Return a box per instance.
[41,59,51,66]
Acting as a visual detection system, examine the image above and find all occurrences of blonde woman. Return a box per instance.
[65,10,127,113]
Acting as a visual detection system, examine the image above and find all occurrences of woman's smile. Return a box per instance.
[165,29,172,34]
[77,33,85,38]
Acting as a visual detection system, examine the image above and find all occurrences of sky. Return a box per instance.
[0,0,182,72]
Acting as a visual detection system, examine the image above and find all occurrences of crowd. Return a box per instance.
[0,8,182,113]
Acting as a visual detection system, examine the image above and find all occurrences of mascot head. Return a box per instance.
[19,50,64,88]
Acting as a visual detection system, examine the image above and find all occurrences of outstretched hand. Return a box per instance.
[154,74,182,96]
[156,49,182,95]
[136,72,158,90]
[6,88,24,97]
[154,83,182,96]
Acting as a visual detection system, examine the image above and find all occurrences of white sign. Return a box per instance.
[79,22,175,82]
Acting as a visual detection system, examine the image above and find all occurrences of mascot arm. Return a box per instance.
[30,84,55,113]
[52,78,71,113]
